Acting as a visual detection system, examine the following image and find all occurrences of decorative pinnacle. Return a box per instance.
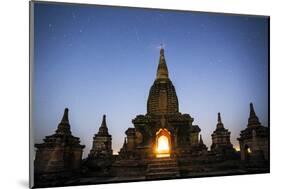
[56,108,71,135]
[247,102,261,127]
[101,114,107,127]
[216,112,224,129]
[60,108,69,124]
[218,112,222,123]
[156,47,169,79]
[98,114,109,135]
[160,44,164,56]
[250,102,257,117]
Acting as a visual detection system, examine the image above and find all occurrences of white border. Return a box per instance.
[1,0,280,189]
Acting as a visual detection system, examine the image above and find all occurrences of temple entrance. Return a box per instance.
[155,129,171,158]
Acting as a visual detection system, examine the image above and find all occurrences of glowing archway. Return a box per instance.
[157,135,169,153]
[155,129,171,158]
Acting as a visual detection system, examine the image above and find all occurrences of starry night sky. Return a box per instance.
[32,2,268,156]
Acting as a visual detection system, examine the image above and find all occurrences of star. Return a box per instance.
[72,12,77,20]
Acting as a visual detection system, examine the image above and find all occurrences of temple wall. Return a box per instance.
[239,137,268,161]
[92,136,112,151]
[190,132,198,145]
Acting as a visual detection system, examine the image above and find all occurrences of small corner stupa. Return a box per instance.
[238,103,269,161]
[88,115,112,159]
[211,112,235,157]
[34,108,85,178]
[86,115,113,173]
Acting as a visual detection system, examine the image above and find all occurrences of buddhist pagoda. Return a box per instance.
[211,112,235,157]
[238,103,269,161]
[86,115,113,174]
[112,48,208,178]
[34,108,85,181]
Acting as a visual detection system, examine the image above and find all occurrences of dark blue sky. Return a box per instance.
[33,2,268,156]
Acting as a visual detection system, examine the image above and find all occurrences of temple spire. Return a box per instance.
[216,112,224,129]
[156,47,169,79]
[101,115,107,127]
[218,112,221,123]
[61,108,69,124]
[247,103,261,127]
[250,103,257,118]
[98,114,109,135]
[56,108,71,135]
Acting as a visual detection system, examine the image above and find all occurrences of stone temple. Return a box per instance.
[34,48,269,187]
[122,48,206,158]
[238,103,269,161]
[210,113,236,158]
[112,48,208,179]
[34,108,85,183]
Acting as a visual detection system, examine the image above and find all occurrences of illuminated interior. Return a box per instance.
[157,136,169,153]
[155,129,171,158]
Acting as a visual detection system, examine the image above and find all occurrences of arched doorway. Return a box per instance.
[155,129,171,158]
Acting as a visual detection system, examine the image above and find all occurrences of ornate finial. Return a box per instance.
[160,44,164,56]
[216,112,224,129]
[218,112,222,123]
[98,114,109,134]
[56,108,71,134]
[100,114,107,127]
[61,108,69,124]
[156,45,169,79]
[250,102,257,117]
[102,114,106,124]
[248,102,261,127]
